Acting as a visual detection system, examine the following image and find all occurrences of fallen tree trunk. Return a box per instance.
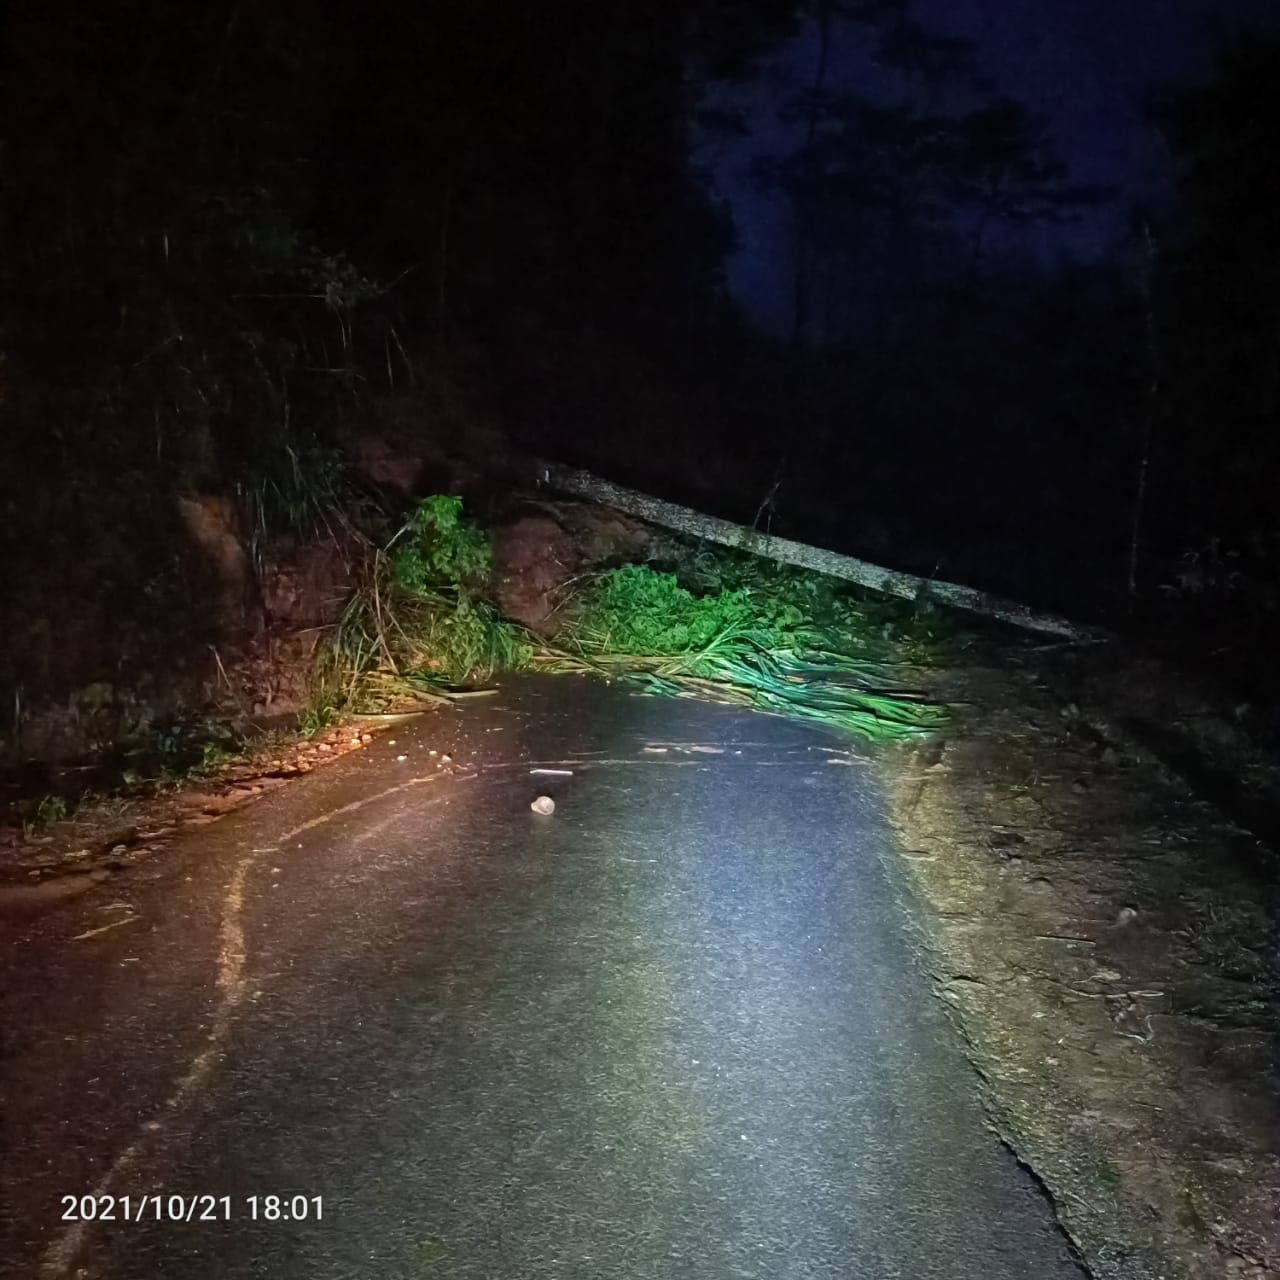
[536,463,1100,641]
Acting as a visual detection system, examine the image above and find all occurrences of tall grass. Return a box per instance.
[309,496,531,716]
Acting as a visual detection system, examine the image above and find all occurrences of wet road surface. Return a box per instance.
[1,675,1082,1279]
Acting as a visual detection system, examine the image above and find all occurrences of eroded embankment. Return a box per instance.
[879,644,1280,1280]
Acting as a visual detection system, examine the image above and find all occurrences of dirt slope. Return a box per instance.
[881,637,1279,1280]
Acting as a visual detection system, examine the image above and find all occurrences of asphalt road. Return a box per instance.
[1,675,1083,1279]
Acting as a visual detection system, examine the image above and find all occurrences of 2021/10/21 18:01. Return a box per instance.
[59,1194,324,1222]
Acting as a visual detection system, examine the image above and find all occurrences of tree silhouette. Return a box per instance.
[762,9,1107,343]
[1148,32,1280,562]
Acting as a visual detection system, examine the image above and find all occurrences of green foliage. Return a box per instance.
[389,496,492,595]
[548,559,947,743]
[394,592,533,686]
[680,550,952,666]
[312,498,531,715]
[578,565,759,654]
[584,549,948,666]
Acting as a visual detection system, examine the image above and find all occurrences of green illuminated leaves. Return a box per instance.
[547,561,946,742]
[390,496,493,596]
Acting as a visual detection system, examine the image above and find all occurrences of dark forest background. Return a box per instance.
[3,0,1279,741]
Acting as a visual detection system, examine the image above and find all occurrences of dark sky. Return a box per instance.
[705,0,1278,333]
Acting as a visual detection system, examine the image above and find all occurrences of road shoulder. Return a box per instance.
[879,643,1280,1280]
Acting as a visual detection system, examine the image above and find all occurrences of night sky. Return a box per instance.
[708,0,1279,332]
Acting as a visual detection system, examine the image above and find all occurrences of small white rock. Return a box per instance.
[397,754,408,763]
[531,796,555,816]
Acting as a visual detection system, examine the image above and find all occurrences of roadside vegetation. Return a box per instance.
[305,497,947,743]
[6,494,948,843]
[8,714,253,841]
[541,559,946,742]
[307,496,533,719]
